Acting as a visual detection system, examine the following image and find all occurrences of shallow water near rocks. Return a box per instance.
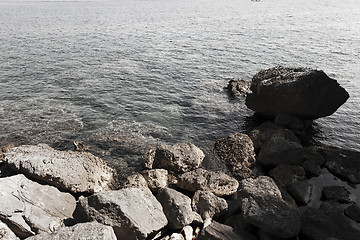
[0,0,359,167]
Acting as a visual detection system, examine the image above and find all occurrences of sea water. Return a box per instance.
[0,0,359,166]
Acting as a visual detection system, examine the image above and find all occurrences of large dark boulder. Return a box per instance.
[245,66,349,119]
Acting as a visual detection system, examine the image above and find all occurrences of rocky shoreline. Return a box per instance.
[1,66,359,240]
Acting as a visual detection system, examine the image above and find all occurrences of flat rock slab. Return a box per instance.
[0,174,76,239]
[4,144,115,193]
[0,221,20,240]
[75,187,168,240]
[25,222,117,240]
[238,176,301,238]
[245,66,349,119]
[301,204,360,240]
[177,168,239,196]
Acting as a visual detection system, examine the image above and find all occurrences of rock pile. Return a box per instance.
[0,66,357,240]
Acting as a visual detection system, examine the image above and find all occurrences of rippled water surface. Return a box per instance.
[1,0,359,166]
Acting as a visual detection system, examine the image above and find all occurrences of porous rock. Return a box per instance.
[4,144,115,193]
[25,222,116,240]
[245,66,349,119]
[177,168,239,196]
[152,143,205,173]
[0,174,76,239]
[301,203,360,240]
[214,133,256,179]
[143,169,168,192]
[156,188,193,230]
[75,188,168,240]
[192,191,228,219]
[121,173,148,189]
[0,221,20,240]
[238,176,301,238]
[258,129,303,166]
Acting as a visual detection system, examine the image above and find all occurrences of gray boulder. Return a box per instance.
[0,174,76,239]
[121,173,148,189]
[197,221,256,240]
[344,204,360,223]
[156,188,193,230]
[151,143,205,173]
[238,176,301,238]
[0,221,20,240]
[143,169,168,192]
[301,203,360,240]
[4,144,115,193]
[274,114,304,130]
[192,191,228,219]
[258,129,303,166]
[25,222,116,240]
[268,164,306,189]
[214,133,256,179]
[177,168,239,196]
[301,146,325,177]
[245,66,349,119]
[75,188,168,240]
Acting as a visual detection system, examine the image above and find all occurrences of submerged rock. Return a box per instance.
[0,174,76,239]
[4,144,115,193]
[322,146,360,184]
[25,222,117,240]
[322,186,353,203]
[156,188,193,230]
[177,168,239,196]
[214,133,256,179]
[301,203,360,240]
[245,66,349,119]
[75,188,168,240]
[344,204,360,223]
[238,176,301,238]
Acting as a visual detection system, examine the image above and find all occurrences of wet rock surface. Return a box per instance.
[177,168,239,196]
[258,129,303,166]
[226,78,251,99]
[344,204,360,223]
[75,188,168,240]
[245,66,349,119]
[4,144,115,193]
[0,174,76,239]
[301,203,360,240]
[322,186,353,203]
[287,180,313,205]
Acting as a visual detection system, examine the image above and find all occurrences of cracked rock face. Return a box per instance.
[4,144,115,193]
[0,174,76,239]
[75,188,168,240]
